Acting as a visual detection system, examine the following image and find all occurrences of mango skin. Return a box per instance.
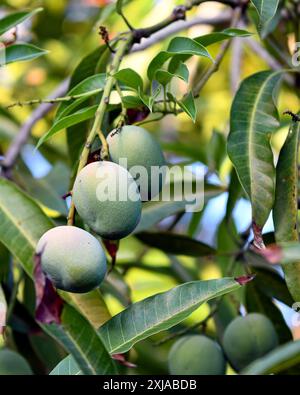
[36,226,107,293]
[0,349,32,375]
[73,161,142,240]
[222,313,279,371]
[168,335,226,375]
[107,125,166,200]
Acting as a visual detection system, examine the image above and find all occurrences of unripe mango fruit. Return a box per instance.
[0,349,32,375]
[36,226,107,293]
[73,161,142,239]
[222,313,278,371]
[168,335,226,375]
[107,125,166,200]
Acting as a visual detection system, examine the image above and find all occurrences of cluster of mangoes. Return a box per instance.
[36,126,166,293]
[168,313,278,375]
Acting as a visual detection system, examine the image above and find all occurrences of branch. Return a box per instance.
[67,34,133,226]
[131,0,238,44]
[230,32,243,94]
[0,79,69,178]
[132,12,232,53]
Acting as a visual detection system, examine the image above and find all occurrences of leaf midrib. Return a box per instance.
[247,72,278,202]
[103,281,238,353]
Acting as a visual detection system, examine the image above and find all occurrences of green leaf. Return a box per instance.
[69,46,109,88]
[227,70,282,228]
[44,304,117,375]
[0,243,10,282]
[178,91,196,122]
[61,289,111,329]
[99,277,243,354]
[0,178,53,276]
[114,68,143,91]
[249,265,294,307]
[167,37,213,58]
[242,340,300,375]
[147,37,212,81]
[196,28,252,47]
[251,0,279,31]
[138,86,161,112]
[116,0,124,14]
[155,62,189,86]
[50,355,81,375]
[37,105,98,149]
[3,44,48,65]
[225,167,242,221]
[273,120,300,302]
[0,8,43,36]
[136,232,215,257]
[168,28,251,74]
[56,74,106,120]
[122,95,144,109]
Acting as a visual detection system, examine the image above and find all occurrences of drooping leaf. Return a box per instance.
[99,277,244,354]
[136,232,215,257]
[177,91,196,122]
[225,167,243,222]
[227,70,282,229]
[0,8,43,36]
[273,120,300,302]
[3,43,48,65]
[242,340,300,375]
[248,265,294,307]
